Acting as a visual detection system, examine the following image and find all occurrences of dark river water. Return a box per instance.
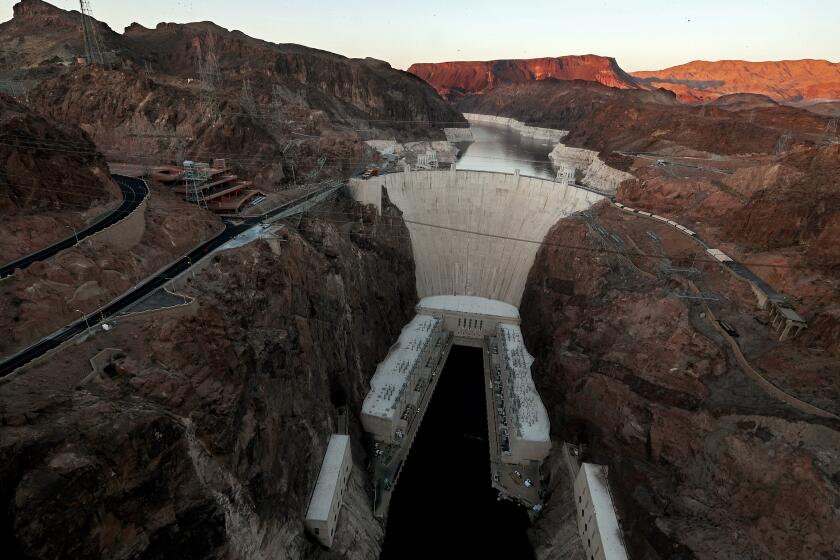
[455,123,557,179]
[380,346,535,559]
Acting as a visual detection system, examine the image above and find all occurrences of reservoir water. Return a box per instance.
[380,346,535,559]
[456,123,557,180]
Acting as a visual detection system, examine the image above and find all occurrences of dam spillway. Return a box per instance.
[349,169,605,306]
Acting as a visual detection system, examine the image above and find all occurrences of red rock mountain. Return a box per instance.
[408,55,643,101]
[633,59,840,104]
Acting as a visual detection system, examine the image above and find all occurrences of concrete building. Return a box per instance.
[496,324,551,463]
[769,303,807,341]
[574,463,629,560]
[361,315,446,445]
[706,248,734,263]
[416,295,520,346]
[304,434,352,548]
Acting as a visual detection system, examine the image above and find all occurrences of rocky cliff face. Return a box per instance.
[408,55,643,101]
[617,142,840,351]
[0,93,119,261]
[0,185,222,358]
[633,59,840,104]
[0,195,417,558]
[3,1,464,188]
[456,80,829,156]
[519,208,840,559]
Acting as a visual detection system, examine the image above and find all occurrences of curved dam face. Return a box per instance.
[349,169,605,306]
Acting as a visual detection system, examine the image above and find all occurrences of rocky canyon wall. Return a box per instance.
[519,211,840,559]
[0,195,417,559]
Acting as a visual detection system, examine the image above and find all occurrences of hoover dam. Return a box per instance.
[350,168,605,306]
[342,117,616,556]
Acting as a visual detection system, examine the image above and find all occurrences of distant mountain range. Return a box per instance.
[409,56,840,105]
[632,59,840,104]
[408,55,641,102]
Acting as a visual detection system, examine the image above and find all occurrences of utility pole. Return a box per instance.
[76,309,94,337]
[79,1,105,66]
[65,224,80,245]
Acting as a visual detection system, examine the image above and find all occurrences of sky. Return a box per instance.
[8,0,840,71]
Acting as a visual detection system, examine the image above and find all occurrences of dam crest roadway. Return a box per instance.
[351,168,605,516]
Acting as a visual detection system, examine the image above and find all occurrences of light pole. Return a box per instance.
[65,224,80,245]
[76,309,93,337]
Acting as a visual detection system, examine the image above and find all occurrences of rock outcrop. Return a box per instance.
[633,59,840,104]
[456,79,830,156]
[2,1,465,188]
[0,186,222,358]
[0,195,417,558]
[408,55,644,101]
[548,144,634,193]
[0,93,119,262]
[520,209,840,559]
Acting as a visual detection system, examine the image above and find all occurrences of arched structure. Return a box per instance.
[350,169,605,306]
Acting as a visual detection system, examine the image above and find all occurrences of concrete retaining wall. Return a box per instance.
[88,191,148,251]
[444,128,475,143]
[550,144,633,194]
[464,113,568,143]
[350,169,604,306]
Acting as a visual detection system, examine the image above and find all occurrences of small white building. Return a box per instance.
[304,434,352,548]
[706,248,733,263]
[574,463,629,560]
[497,324,551,463]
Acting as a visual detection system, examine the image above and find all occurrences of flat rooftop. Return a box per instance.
[417,295,520,321]
[362,315,440,420]
[306,434,350,522]
[580,463,629,560]
[498,324,550,443]
[777,305,806,324]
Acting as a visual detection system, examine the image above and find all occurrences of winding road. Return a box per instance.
[0,176,149,279]
[0,180,342,378]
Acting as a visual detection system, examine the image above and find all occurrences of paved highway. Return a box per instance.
[0,182,342,378]
[0,176,149,279]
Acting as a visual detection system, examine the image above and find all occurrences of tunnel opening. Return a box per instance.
[380,345,535,559]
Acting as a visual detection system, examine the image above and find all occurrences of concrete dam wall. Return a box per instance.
[350,169,605,306]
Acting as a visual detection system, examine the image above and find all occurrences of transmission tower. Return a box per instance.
[774,130,793,155]
[79,1,105,66]
[820,117,838,146]
[197,33,222,120]
[240,79,257,115]
[0,80,26,100]
[272,85,286,124]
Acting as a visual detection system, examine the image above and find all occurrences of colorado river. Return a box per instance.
[380,346,535,559]
[456,123,557,179]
